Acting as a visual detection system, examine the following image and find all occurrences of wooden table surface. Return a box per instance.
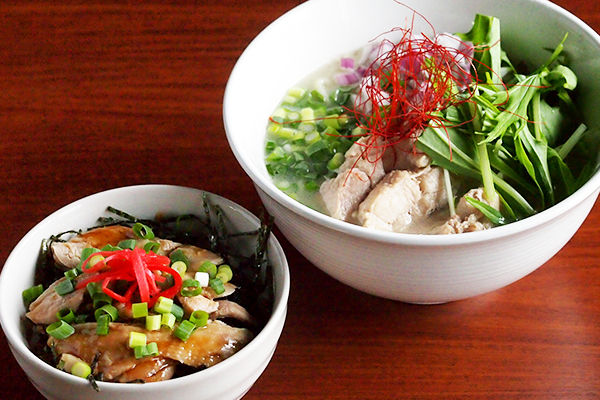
[1,1,599,399]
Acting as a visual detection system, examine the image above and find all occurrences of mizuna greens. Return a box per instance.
[416,14,592,223]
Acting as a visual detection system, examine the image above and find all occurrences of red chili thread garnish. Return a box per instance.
[76,247,183,307]
[353,32,476,151]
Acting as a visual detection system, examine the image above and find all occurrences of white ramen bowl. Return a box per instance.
[0,185,290,400]
[224,0,600,303]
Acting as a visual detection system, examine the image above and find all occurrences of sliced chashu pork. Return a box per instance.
[320,136,386,222]
[355,166,447,232]
[49,321,252,382]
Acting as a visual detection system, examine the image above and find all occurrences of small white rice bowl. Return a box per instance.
[0,185,290,400]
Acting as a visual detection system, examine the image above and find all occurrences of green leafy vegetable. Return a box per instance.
[417,14,591,221]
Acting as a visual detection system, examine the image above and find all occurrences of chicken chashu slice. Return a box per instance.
[26,277,87,325]
[355,166,447,232]
[381,137,431,171]
[320,136,431,223]
[51,225,181,270]
[320,136,386,222]
[432,187,500,234]
[49,321,252,382]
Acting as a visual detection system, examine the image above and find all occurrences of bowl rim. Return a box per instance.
[224,0,600,247]
[0,184,290,391]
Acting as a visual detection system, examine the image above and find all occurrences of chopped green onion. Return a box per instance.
[267,121,282,133]
[282,95,297,105]
[270,107,287,121]
[86,282,102,297]
[305,132,321,145]
[132,302,148,318]
[80,247,100,264]
[88,254,105,268]
[92,293,112,308]
[56,308,76,324]
[96,314,110,336]
[180,279,202,297]
[300,107,315,121]
[146,314,161,331]
[287,87,306,99]
[117,239,137,250]
[209,278,225,295]
[171,303,184,321]
[304,180,320,192]
[71,362,92,379]
[174,320,196,342]
[54,278,75,296]
[286,111,300,121]
[189,310,209,328]
[128,331,147,348]
[275,180,291,191]
[306,139,329,156]
[169,249,189,265]
[22,284,44,305]
[215,264,233,284]
[46,320,75,339]
[134,345,148,359]
[86,282,113,308]
[153,296,173,314]
[327,152,345,170]
[266,146,285,162]
[323,114,341,129]
[81,246,99,258]
[299,122,316,133]
[308,89,324,104]
[145,342,159,357]
[133,222,155,240]
[276,127,301,140]
[198,261,217,279]
[134,342,159,359]
[94,304,119,322]
[101,244,121,252]
[171,260,187,277]
[161,313,176,329]
[143,241,160,253]
[64,268,80,280]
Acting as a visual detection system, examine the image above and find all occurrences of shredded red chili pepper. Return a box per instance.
[353,32,475,150]
[76,247,183,307]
